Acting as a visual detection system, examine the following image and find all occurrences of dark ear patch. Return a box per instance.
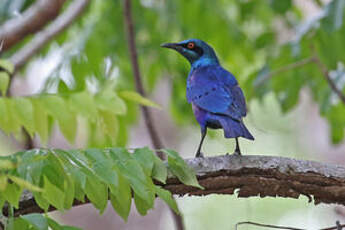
[182,43,204,56]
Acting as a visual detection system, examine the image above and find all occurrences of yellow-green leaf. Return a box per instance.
[0,59,14,74]
[31,99,49,143]
[95,90,127,115]
[0,159,16,170]
[0,99,21,134]
[0,72,9,95]
[119,91,161,109]
[0,174,8,191]
[8,175,42,192]
[42,176,65,210]
[99,110,118,143]
[41,95,77,143]
[69,91,98,120]
[13,97,35,136]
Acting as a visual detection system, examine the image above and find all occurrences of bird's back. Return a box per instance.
[187,64,247,121]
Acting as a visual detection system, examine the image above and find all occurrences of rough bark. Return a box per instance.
[3,155,345,217]
[0,0,66,52]
[164,155,345,205]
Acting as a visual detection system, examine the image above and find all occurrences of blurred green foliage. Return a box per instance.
[1,0,344,145]
[0,0,344,229]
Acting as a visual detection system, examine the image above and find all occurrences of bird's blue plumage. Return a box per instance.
[161,38,254,156]
[188,64,253,140]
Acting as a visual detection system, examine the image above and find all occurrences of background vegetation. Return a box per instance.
[0,0,344,229]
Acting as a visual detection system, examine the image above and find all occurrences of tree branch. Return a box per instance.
[0,0,66,52]
[123,0,165,159]
[9,0,90,71]
[4,155,345,217]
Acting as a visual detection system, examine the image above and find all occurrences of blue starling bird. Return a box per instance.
[161,39,254,157]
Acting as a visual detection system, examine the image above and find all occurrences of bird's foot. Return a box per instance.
[233,150,242,156]
[195,151,204,158]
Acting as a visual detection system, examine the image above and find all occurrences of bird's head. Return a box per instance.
[161,39,219,68]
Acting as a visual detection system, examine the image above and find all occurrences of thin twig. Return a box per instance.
[9,0,90,71]
[254,57,315,87]
[122,0,165,159]
[235,221,306,230]
[312,56,345,105]
[320,221,345,230]
[123,1,184,229]
[254,54,345,106]
[0,0,66,52]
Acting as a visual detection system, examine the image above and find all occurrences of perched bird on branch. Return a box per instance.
[161,39,254,157]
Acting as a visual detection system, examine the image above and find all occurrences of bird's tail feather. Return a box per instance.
[219,117,254,140]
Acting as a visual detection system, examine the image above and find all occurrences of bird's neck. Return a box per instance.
[191,57,219,71]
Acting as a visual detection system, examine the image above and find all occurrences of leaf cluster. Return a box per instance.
[0,147,202,229]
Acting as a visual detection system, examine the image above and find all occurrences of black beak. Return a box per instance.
[160,42,180,50]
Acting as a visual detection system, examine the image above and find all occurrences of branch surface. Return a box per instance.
[0,0,66,52]
[4,154,345,217]
[9,0,90,71]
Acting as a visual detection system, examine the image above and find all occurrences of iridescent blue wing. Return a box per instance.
[187,65,247,120]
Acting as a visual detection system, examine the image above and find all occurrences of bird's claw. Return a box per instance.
[195,152,204,158]
[233,150,241,156]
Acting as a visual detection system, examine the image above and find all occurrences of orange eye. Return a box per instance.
[187,42,195,49]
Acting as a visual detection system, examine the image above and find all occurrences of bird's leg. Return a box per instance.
[233,137,241,155]
[195,128,207,158]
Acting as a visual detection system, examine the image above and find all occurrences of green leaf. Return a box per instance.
[8,175,43,192]
[0,98,21,134]
[133,147,154,176]
[109,148,155,204]
[3,182,23,208]
[0,174,7,191]
[13,97,35,136]
[21,214,48,230]
[84,149,119,193]
[41,95,77,143]
[0,59,14,74]
[151,154,167,184]
[47,218,82,230]
[133,192,151,216]
[0,72,9,95]
[7,217,29,230]
[69,91,98,119]
[0,159,16,170]
[110,173,132,221]
[84,175,108,213]
[33,192,50,212]
[270,0,292,14]
[95,89,127,115]
[321,0,345,32]
[42,176,65,210]
[99,111,119,144]
[31,99,49,143]
[118,91,161,109]
[154,186,180,214]
[162,149,203,189]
